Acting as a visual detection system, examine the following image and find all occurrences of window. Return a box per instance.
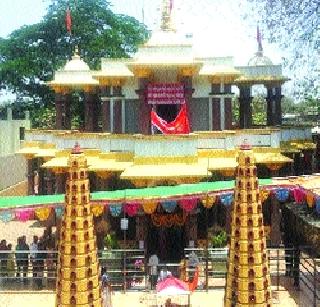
[19,127,25,140]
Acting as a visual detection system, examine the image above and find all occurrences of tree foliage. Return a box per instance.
[245,0,320,99]
[0,0,149,118]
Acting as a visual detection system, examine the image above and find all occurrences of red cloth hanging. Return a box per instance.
[65,7,72,33]
[151,104,190,134]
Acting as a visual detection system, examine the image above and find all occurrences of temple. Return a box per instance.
[17,0,316,261]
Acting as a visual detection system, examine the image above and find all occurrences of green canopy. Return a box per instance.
[0,179,272,210]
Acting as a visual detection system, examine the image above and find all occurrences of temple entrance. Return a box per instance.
[156,104,179,122]
[147,222,186,263]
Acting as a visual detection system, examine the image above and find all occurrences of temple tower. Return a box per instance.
[56,144,102,307]
[225,143,272,306]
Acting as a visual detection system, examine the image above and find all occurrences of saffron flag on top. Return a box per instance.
[151,104,190,134]
[66,7,72,33]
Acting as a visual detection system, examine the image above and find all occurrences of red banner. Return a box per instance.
[147,83,185,104]
[151,104,190,134]
[66,7,72,33]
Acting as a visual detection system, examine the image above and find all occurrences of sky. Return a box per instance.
[0,0,285,102]
[0,0,283,65]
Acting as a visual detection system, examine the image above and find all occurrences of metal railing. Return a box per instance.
[0,246,318,299]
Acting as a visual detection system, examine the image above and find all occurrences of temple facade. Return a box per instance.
[17,1,317,261]
[47,1,287,134]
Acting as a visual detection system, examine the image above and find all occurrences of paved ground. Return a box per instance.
[0,221,307,306]
[0,287,301,307]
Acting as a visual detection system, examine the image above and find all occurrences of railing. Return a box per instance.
[0,246,318,298]
[298,246,320,307]
[0,249,146,292]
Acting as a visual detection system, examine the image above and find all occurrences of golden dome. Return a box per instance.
[47,48,99,90]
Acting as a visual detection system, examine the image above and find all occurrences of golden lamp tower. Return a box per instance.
[225,143,272,307]
[56,143,102,307]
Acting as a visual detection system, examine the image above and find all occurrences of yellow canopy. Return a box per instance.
[120,163,210,180]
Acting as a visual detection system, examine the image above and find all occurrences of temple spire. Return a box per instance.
[160,0,176,32]
[256,24,263,55]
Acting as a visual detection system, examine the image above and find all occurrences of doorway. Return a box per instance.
[147,222,186,263]
[156,104,179,122]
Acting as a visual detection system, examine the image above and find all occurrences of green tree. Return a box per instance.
[0,0,149,126]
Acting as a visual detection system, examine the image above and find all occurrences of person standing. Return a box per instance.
[6,244,15,282]
[148,254,159,290]
[15,236,29,283]
[30,236,39,282]
[0,240,8,278]
[33,171,39,195]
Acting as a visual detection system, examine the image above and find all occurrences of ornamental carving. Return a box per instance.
[151,212,186,227]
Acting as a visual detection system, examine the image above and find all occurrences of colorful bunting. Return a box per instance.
[124,202,140,217]
[142,201,158,214]
[259,189,270,203]
[15,208,34,222]
[306,192,315,208]
[179,197,198,213]
[201,194,216,209]
[316,197,320,215]
[35,207,52,221]
[161,200,177,213]
[275,188,289,202]
[109,204,122,217]
[293,188,305,204]
[91,204,104,217]
[55,207,64,218]
[0,211,14,223]
[220,193,234,206]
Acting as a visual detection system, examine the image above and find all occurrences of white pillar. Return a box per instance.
[220,82,225,131]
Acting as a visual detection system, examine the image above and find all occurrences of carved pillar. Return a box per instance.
[210,84,221,130]
[181,76,194,131]
[45,170,55,195]
[101,85,111,132]
[84,91,99,132]
[27,158,34,195]
[137,78,151,135]
[238,85,253,129]
[55,92,71,130]
[136,215,146,243]
[112,85,123,134]
[185,213,198,246]
[266,85,282,126]
[55,173,66,194]
[270,196,281,246]
[224,84,233,130]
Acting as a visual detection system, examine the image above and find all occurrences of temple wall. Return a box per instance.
[125,99,139,134]
[281,127,313,141]
[0,154,27,191]
[153,69,178,83]
[193,76,211,98]
[134,137,198,157]
[189,98,209,131]
[0,114,30,157]
[122,78,139,99]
